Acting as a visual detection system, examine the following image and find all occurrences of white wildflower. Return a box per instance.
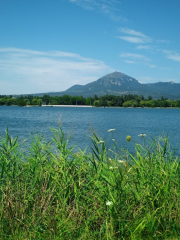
[106,201,113,206]
[108,129,115,132]
[138,134,146,137]
[112,139,115,141]
[109,166,118,169]
[98,140,104,144]
[118,160,126,163]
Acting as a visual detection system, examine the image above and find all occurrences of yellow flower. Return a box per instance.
[126,135,132,142]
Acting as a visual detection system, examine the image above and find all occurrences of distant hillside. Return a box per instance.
[16,71,180,99]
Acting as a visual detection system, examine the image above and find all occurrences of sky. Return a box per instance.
[0,0,180,95]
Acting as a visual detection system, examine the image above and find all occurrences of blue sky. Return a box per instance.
[0,0,180,94]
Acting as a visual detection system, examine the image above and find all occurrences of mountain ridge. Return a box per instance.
[14,71,180,100]
[62,71,180,99]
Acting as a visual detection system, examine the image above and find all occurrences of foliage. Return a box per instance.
[0,128,180,239]
[1,94,180,108]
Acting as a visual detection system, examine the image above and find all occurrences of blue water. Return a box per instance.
[0,106,180,152]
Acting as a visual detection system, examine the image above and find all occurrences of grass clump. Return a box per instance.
[0,127,180,239]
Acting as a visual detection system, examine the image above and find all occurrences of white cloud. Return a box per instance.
[120,52,156,68]
[124,60,138,64]
[136,45,152,50]
[118,27,147,38]
[117,27,152,44]
[0,47,114,94]
[167,54,180,62]
[120,52,150,61]
[68,0,127,21]
[148,64,156,68]
[166,53,180,62]
[160,67,172,70]
[117,36,147,43]
[69,0,93,10]
[160,49,180,62]
[156,39,170,43]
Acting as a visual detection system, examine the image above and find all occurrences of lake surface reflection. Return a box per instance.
[0,106,180,153]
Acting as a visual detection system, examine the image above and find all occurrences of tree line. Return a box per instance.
[1,94,180,108]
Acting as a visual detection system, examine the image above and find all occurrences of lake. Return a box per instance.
[0,106,180,153]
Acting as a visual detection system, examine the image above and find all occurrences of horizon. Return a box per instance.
[8,70,180,97]
[1,0,180,94]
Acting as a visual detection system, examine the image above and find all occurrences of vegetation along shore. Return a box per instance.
[1,126,180,239]
[1,94,180,108]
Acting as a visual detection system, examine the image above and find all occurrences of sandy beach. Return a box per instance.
[41,105,93,107]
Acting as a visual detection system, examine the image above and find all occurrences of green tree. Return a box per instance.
[123,100,137,107]
[86,97,93,106]
[144,100,154,108]
[37,99,42,106]
[50,100,58,105]
[107,101,112,107]
[17,99,26,107]
[42,95,50,105]
[24,99,30,105]
[176,101,180,108]
[139,100,146,108]
[153,100,161,108]
[32,99,38,105]
[93,100,100,107]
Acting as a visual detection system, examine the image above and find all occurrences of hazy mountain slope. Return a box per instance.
[63,71,180,99]
[16,71,180,99]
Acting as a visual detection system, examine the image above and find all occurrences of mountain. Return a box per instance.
[59,71,180,99]
[66,72,140,96]
[19,71,180,99]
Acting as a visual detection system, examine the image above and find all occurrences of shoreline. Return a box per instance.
[1,105,180,109]
[41,104,93,107]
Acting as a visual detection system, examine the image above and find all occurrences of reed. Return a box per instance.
[0,127,180,239]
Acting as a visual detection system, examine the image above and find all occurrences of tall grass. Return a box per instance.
[0,127,180,239]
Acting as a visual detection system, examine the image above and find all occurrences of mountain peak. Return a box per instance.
[103,71,127,78]
[98,71,139,84]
